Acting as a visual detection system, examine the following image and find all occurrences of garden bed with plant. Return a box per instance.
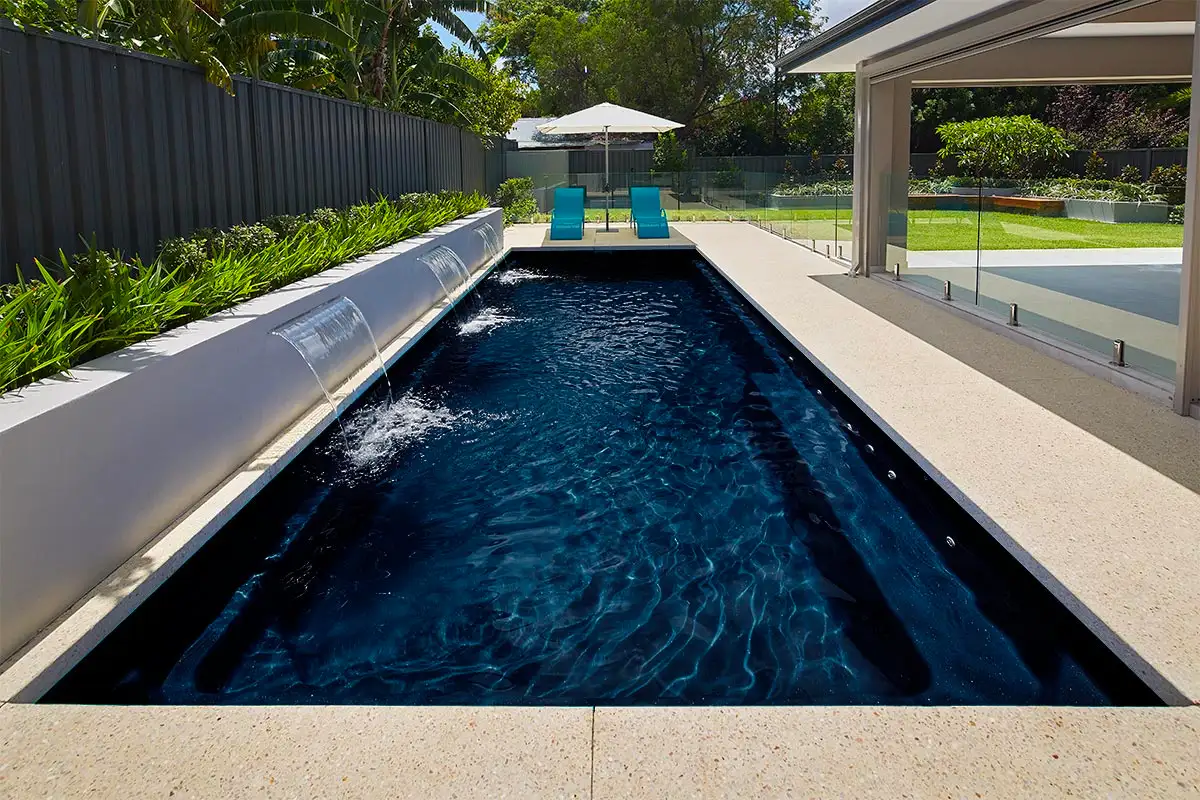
[0,192,486,395]
[770,116,1187,224]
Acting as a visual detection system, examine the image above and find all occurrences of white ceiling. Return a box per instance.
[786,0,1008,72]
[785,0,1197,73]
[1045,20,1195,37]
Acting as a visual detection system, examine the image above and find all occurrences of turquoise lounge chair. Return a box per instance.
[550,187,585,240]
[630,187,669,239]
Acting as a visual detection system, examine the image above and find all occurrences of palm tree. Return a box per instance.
[383,33,483,123]
[54,0,493,114]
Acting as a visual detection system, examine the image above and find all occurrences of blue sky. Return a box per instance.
[433,11,486,49]
[819,0,870,27]
[433,2,868,49]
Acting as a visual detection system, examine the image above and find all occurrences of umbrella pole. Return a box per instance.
[604,127,611,233]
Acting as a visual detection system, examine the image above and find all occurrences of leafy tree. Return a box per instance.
[910,87,1055,152]
[526,10,599,113]
[416,46,527,136]
[1047,85,1187,150]
[689,96,776,155]
[519,0,814,125]
[0,0,494,113]
[652,131,689,172]
[479,0,595,82]
[936,115,1069,179]
[786,72,854,154]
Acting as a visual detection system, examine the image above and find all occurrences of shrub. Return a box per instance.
[0,192,487,394]
[1169,205,1185,225]
[1083,151,1107,179]
[771,179,852,196]
[944,176,1025,189]
[1150,164,1187,205]
[491,178,537,225]
[714,160,742,188]
[1118,164,1143,184]
[651,131,689,173]
[217,223,277,255]
[308,207,341,229]
[1025,178,1162,202]
[936,115,1069,180]
[158,236,208,278]
[908,178,944,195]
[807,150,823,175]
[262,214,307,238]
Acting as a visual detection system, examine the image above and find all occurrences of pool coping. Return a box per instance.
[694,243,1188,707]
[15,225,1172,706]
[0,253,504,703]
[3,224,1197,798]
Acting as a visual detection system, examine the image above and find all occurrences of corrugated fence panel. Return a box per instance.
[484,138,510,194]
[1,22,558,281]
[0,26,257,280]
[568,149,653,175]
[0,27,39,279]
[460,132,486,193]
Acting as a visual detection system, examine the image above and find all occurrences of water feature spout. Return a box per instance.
[420,246,479,315]
[271,296,392,432]
[475,223,501,262]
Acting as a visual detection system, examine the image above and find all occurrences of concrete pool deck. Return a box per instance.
[3,222,1198,798]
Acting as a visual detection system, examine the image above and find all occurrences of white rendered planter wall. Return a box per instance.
[0,208,502,663]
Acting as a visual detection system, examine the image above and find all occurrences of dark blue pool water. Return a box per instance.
[48,253,1156,706]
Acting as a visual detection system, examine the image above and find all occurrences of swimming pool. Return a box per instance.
[47,251,1157,706]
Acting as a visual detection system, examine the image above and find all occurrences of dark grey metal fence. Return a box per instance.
[1063,148,1187,179]
[552,147,1187,181]
[0,22,500,282]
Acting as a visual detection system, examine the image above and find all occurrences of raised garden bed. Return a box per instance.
[909,194,1065,216]
[946,184,1022,197]
[0,208,502,664]
[909,194,1167,222]
[767,194,853,210]
[1063,198,1170,224]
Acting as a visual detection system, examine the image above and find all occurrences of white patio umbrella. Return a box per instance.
[537,103,683,232]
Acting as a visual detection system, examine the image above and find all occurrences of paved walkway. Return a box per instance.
[907,246,1182,267]
[3,223,1198,799]
[899,247,1183,375]
[672,223,1200,700]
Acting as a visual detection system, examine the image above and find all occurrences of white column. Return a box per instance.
[1175,6,1200,416]
[852,71,911,277]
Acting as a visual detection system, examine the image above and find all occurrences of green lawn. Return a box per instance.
[905,210,1184,250]
[524,207,1184,250]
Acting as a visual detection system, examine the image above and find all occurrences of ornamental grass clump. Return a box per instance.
[0,192,486,395]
